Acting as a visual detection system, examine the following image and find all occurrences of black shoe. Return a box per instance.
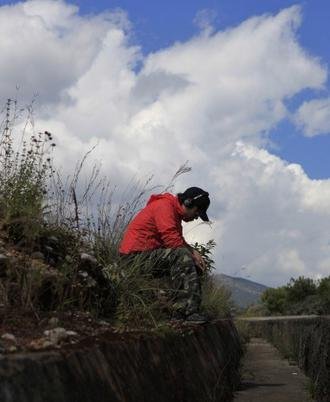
[185,313,209,324]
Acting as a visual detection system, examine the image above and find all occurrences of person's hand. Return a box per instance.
[191,249,207,273]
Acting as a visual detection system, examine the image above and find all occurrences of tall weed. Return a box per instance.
[0,99,55,245]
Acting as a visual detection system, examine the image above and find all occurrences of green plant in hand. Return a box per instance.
[191,239,216,274]
[192,239,233,319]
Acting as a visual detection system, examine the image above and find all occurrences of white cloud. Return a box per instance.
[294,97,330,136]
[193,8,217,34]
[0,1,329,286]
[0,0,130,103]
[200,142,330,286]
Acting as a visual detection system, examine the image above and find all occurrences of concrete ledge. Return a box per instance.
[0,320,242,402]
[237,316,330,402]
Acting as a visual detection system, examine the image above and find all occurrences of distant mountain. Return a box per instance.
[213,273,269,308]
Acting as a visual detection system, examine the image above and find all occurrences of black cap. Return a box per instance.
[181,187,210,221]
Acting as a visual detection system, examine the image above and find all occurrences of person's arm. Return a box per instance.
[154,201,207,271]
[153,202,186,248]
[182,240,206,272]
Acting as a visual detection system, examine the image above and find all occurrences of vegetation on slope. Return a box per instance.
[0,99,231,352]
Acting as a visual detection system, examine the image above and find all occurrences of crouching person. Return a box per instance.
[119,187,211,323]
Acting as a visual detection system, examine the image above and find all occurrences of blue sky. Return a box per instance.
[67,0,330,179]
[68,1,330,59]
[1,0,329,178]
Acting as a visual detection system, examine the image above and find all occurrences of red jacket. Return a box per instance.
[119,193,186,254]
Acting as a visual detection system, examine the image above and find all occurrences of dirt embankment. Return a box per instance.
[0,319,242,402]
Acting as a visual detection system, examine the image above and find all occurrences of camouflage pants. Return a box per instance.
[121,247,201,316]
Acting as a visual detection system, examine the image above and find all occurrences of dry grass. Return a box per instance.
[0,99,233,327]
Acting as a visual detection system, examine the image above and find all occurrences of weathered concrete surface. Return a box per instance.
[238,316,330,402]
[234,338,312,402]
[0,320,242,402]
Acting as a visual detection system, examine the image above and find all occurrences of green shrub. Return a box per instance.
[318,276,330,303]
[261,275,330,316]
[261,287,288,314]
[316,276,330,314]
[285,276,317,303]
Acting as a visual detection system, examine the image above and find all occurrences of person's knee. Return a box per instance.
[171,247,195,266]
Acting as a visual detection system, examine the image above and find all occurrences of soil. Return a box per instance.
[0,306,191,355]
[0,308,116,352]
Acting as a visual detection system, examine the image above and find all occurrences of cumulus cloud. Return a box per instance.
[0,0,131,103]
[199,142,330,286]
[294,97,330,136]
[0,1,329,286]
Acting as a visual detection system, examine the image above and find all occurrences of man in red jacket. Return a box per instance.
[119,187,211,323]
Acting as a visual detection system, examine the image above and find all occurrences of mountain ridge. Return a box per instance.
[214,273,269,308]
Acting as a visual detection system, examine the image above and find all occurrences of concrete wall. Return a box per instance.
[0,320,242,402]
[239,316,330,402]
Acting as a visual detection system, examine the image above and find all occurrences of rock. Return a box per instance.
[78,248,95,256]
[98,320,111,326]
[42,340,54,348]
[78,271,89,279]
[31,251,45,260]
[78,271,97,288]
[43,327,77,344]
[80,253,98,266]
[79,254,111,289]
[66,331,78,337]
[7,345,17,353]
[1,333,16,343]
[44,327,68,344]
